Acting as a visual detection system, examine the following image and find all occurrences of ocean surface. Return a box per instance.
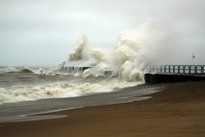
[0,66,163,123]
[0,66,145,104]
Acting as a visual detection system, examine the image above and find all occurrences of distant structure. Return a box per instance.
[60,61,96,74]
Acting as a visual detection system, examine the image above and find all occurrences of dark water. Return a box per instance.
[0,84,163,123]
[0,66,163,123]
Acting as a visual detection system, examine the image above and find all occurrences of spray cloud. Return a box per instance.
[68,33,89,61]
[68,20,175,81]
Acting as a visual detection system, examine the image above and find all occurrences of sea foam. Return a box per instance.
[0,78,143,104]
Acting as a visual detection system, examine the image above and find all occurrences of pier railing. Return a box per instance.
[146,65,205,74]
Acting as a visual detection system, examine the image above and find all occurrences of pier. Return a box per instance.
[60,64,205,84]
[145,65,205,84]
[61,66,91,73]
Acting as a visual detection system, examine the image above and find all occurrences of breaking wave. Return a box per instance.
[67,20,173,81]
[0,76,143,104]
[18,68,34,73]
[0,66,64,76]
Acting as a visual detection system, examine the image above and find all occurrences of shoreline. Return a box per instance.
[0,81,205,137]
[0,82,163,123]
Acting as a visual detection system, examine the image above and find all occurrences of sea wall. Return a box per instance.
[144,73,205,84]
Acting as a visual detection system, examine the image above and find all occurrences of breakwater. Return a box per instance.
[144,73,205,84]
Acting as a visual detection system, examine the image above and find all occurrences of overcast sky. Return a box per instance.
[0,0,205,66]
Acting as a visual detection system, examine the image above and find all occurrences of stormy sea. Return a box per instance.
[0,66,164,123]
[0,21,170,122]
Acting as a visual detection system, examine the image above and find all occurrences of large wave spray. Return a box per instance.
[68,33,90,61]
[68,20,174,81]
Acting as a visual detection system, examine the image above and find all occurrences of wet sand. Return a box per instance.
[0,81,205,137]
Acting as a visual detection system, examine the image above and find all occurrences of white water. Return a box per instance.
[0,71,143,103]
[68,20,174,81]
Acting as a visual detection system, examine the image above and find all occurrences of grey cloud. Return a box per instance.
[0,0,205,65]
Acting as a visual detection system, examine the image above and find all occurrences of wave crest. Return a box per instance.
[66,20,173,81]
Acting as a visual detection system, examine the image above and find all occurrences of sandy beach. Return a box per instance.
[0,81,205,137]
